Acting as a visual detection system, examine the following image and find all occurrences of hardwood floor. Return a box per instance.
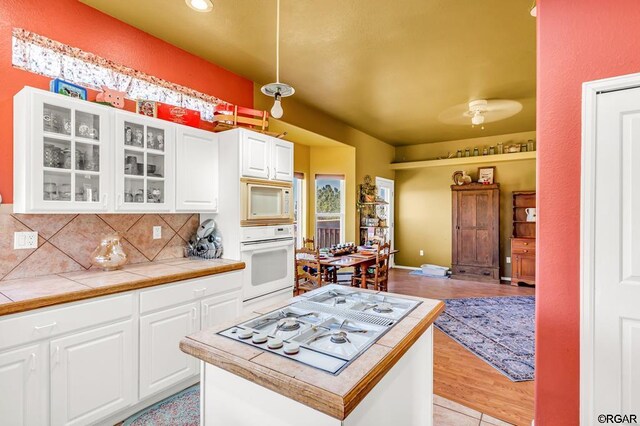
[387,268,535,426]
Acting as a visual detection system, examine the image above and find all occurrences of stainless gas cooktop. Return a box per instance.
[218,285,421,374]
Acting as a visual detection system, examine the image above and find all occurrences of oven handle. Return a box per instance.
[240,237,294,250]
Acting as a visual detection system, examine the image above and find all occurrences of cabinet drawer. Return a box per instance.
[139,271,243,314]
[0,294,133,351]
[452,265,499,280]
[512,238,536,254]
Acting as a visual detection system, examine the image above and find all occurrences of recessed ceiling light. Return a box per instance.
[185,0,213,12]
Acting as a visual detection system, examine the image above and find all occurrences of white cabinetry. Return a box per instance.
[50,320,134,426]
[176,126,219,212]
[201,290,242,329]
[239,129,293,182]
[0,343,47,426]
[114,112,174,212]
[14,88,112,213]
[270,139,294,182]
[14,86,219,213]
[0,267,243,425]
[139,303,199,399]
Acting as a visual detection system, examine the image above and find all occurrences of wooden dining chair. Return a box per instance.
[302,237,315,249]
[303,236,338,283]
[294,247,324,294]
[351,242,391,291]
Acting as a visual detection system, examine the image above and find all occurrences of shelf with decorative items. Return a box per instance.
[390,150,536,170]
[511,191,536,287]
[357,175,390,245]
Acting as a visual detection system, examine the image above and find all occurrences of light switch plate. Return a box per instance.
[419,250,424,256]
[14,231,38,249]
[506,256,511,264]
[153,226,162,240]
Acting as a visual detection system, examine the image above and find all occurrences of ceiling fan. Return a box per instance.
[438,99,523,129]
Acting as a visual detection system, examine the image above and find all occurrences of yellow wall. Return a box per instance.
[309,145,357,243]
[394,131,537,277]
[253,84,395,183]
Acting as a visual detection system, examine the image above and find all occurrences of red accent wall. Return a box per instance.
[537,0,640,424]
[0,0,254,204]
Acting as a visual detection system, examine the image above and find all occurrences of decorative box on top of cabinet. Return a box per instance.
[14,87,112,213]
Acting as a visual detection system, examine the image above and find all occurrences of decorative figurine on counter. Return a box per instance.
[96,85,126,109]
[90,233,128,271]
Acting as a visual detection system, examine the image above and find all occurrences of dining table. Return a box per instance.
[318,249,399,287]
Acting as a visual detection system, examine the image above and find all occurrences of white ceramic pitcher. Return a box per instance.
[525,207,537,222]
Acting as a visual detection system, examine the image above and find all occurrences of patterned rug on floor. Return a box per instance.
[434,296,535,382]
[124,384,199,426]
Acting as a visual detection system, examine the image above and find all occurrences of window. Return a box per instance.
[315,174,345,248]
[293,172,306,248]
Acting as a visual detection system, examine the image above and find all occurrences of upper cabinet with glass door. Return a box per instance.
[114,112,174,212]
[13,87,111,213]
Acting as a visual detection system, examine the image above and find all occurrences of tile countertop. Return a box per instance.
[179,285,445,420]
[0,258,245,316]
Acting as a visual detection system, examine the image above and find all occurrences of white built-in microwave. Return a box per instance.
[240,178,293,226]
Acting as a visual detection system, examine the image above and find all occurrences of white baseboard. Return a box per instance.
[501,276,512,282]
[392,265,420,270]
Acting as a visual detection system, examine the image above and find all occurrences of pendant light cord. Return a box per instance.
[275,0,280,83]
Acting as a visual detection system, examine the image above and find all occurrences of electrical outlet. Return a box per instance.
[506,256,511,264]
[419,250,424,256]
[14,231,38,249]
[153,226,162,240]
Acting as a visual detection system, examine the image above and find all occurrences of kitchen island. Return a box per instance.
[180,284,444,425]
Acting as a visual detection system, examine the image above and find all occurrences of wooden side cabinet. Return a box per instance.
[451,183,500,283]
[511,191,536,286]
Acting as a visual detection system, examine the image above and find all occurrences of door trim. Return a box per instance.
[375,177,395,266]
[580,71,640,425]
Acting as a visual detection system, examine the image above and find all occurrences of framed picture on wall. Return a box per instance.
[477,166,495,184]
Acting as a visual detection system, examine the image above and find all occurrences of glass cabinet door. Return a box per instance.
[33,93,110,212]
[115,113,174,211]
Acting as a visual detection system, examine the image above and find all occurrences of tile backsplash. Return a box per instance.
[0,213,199,281]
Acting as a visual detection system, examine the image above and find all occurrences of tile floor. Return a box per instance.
[434,394,514,426]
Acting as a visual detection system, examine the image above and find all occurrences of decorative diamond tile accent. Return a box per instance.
[98,214,142,233]
[178,214,200,242]
[0,213,199,281]
[49,214,116,268]
[160,214,192,232]
[125,215,175,260]
[155,234,188,261]
[12,214,77,239]
[4,242,84,280]
[0,215,41,279]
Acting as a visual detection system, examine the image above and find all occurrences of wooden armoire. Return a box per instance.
[451,183,500,283]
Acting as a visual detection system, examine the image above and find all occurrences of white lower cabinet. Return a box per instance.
[0,343,47,426]
[201,291,242,329]
[50,320,134,426]
[139,302,200,399]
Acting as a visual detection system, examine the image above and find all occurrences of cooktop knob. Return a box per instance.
[267,337,284,349]
[252,333,268,344]
[238,329,254,340]
[283,342,300,355]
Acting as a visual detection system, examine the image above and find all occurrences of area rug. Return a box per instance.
[434,296,535,382]
[124,384,199,425]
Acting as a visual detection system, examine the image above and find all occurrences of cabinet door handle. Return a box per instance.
[483,272,491,276]
[191,307,198,327]
[267,166,270,179]
[523,242,529,246]
[202,304,209,320]
[523,249,529,253]
[30,353,37,371]
[459,269,466,273]
[193,288,206,297]
[34,321,57,331]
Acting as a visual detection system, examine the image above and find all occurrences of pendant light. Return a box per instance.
[261,0,294,119]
